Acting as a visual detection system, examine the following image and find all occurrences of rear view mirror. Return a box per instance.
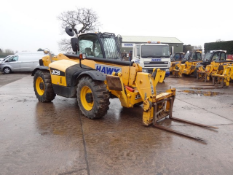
[71,38,79,52]
[43,49,50,54]
[65,27,74,37]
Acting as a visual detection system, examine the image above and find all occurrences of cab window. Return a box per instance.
[220,52,226,61]
[196,53,202,60]
[174,54,180,61]
[136,45,140,57]
[79,35,103,58]
[8,56,18,62]
[212,52,220,61]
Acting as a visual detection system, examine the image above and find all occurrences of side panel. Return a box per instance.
[135,72,155,100]
[49,60,81,87]
[50,68,67,86]
[52,85,76,98]
[55,54,131,86]
[49,59,105,97]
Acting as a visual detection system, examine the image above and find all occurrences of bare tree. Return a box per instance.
[4,49,14,54]
[58,39,74,52]
[193,45,202,50]
[216,39,224,42]
[57,8,101,52]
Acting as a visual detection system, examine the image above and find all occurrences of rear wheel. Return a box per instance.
[3,67,11,74]
[77,76,110,119]
[33,70,56,102]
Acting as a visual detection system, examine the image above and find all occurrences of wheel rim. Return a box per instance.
[80,86,93,111]
[36,77,45,96]
[4,68,10,73]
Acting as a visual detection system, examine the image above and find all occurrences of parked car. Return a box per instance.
[0,52,47,74]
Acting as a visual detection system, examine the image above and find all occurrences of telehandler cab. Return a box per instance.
[32,27,217,142]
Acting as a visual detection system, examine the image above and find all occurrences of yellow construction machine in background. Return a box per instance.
[196,50,233,86]
[181,50,202,76]
[169,52,185,77]
[212,63,233,87]
[170,50,202,77]
[197,61,224,82]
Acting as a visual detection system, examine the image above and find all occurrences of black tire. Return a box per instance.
[33,70,56,102]
[77,76,110,119]
[193,69,197,78]
[3,67,11,74]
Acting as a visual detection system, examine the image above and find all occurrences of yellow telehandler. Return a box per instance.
[32,28,216,142]
[181,50,202,76]
[170,51,202,77]
[197,50,227,81]
[169,52,185,77]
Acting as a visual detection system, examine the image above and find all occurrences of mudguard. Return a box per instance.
[77,70,106,81]
[31,66,49,76]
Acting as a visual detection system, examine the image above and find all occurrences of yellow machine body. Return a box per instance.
[182,61,202,75]
[197,61,232,82]
[170,61,183,77]
[211,63,233,87]
[40,53,175,126]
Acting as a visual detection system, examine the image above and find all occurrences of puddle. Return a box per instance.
[190,87,216,90]
[181,90,223,96]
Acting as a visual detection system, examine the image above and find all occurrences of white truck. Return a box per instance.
[131,42,171,77]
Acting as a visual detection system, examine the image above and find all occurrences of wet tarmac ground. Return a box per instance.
[0,73,233,175]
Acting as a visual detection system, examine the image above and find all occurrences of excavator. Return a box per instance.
[32,27,217,142]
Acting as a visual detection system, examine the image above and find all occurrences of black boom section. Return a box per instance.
[64,54,134,66]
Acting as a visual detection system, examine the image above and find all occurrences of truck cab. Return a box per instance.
[131,42,171,77]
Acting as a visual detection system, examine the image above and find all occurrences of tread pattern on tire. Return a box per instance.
[77,76,110,119]
[33,70,56,102]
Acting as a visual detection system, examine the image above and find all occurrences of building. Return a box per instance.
[121,36,183,54]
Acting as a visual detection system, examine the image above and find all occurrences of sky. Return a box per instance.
[0,0,232,54]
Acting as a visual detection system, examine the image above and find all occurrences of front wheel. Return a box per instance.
[77,76,110,119]
[3,67,11,74]
[33,70,56,102]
